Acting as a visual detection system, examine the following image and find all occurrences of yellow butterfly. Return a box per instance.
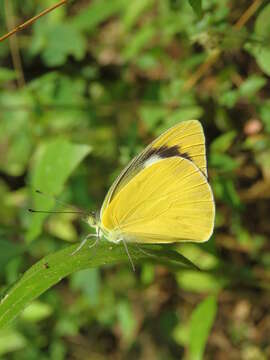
[79,120,215,266]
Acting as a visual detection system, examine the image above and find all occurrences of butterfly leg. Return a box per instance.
[121,238,136,272]
[89,227,102,259]
[71,233,99,256]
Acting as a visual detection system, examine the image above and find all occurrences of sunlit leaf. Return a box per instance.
[117,300,136,342]
[0,242,198,329]
[21,301,53,322]
[123,0,154,30]
[0,67,16,84]
[238,75,266,98]
[26,140,91,242]
[251,4,270,75]
[122,25,156,61]
[189,296,217,360]
[72,0,126,32]
[177,271,227,292]
[210,131,236,154]
[0,329,26,356]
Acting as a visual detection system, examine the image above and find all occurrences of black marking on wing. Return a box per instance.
[143,145,192,162]
[179,151,192,161]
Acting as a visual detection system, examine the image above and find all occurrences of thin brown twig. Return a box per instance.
[4,0,25,87]
[234,0,262,30]
[183,49,220,91]
[184,0,263,90]
[0,0,67,43]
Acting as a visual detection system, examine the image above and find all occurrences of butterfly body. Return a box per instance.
[87,120,215,246]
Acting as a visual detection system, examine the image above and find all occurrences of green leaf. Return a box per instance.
[0,239,22,271]
[165,106,203,128]
[122,25,156,61]
[212,176,242,209]
[72,0,126,32]
[260,101,270,133]
[256,149,270,179]
[177,244,219,270]
[0,329,26,356]
[0,67,16,84]
[251,4,270,75]
[157,247,200,271]
[30,20,87,67]
[42,24,87,67]
[188,0,202,17]
[139,105,167,131]
[0,90,34,176]
[249,45,270,76]
[26,139,91,242]
[210,131,236,154]
[177,271,227,292]
[209,153,238,172]
[189,296,217,360]
[0,242,197,329]
[255,5,270,36]
[117,300,136,342]
[21,301,53,322]
[219,89,238,108]
[141,264,155,284]
[123,0,154,30]
[238,75,266,98]
[70,268,100,306]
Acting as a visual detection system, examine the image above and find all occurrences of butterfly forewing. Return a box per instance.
[149,120,207,176]
[100,120,207,217]
[101,156,215,243]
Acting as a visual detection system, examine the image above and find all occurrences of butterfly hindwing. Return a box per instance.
[101,156,215,243]
[100,120,207,216]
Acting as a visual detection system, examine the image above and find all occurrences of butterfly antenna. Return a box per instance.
[34,189,87,215]
[122,239,135,272]
[28,208,84,214]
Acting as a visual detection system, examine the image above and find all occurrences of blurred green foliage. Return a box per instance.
[0,0,270,359]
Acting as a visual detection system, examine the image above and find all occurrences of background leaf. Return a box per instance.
[26,140,91,242]
[249,4,270,75]
[0,329,26,356]
[72,0,126,32]
[189,296,217,360]
[188,0,202,17]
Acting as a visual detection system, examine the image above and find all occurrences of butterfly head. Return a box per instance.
[87,211,99,229]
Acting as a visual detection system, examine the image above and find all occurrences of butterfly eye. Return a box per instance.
[87,212,97,227]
